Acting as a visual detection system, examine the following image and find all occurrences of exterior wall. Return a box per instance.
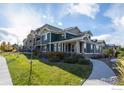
[51,33,63,42]
[84,43,102,54]
[51,44,54,51]
[23,24,105,55]
[65,33,77,39]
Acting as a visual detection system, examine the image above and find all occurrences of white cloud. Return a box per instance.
[59,3,99,19]
[0,4,57,44]
[43,15,47,18]
[104,4,124,46]
[0,28,17,43]
[0,5,45,44]
[92,34,111,41]
[58,22,63,26]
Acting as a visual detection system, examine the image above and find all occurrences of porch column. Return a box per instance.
[61,43,63,52]
[49,44,51,52]
[82,42,84,53]
[76,41,80,53]
[64,43,66,52]
[54,43,56,52]
[58,43,60,52]
[83,43,86,53]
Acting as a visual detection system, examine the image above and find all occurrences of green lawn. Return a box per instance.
[1,53,92,85]
[116,58,124,85]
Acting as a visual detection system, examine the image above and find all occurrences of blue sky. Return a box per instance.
[0,3,124,46]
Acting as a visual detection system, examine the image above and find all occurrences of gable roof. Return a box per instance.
[35,24,63,34]
[77,31,93,37]
[64,27,81,35]
[34,24,93,36]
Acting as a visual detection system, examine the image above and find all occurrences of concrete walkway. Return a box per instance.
[83,59,117,85]
[0,56,13,85]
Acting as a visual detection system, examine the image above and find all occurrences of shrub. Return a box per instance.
[118,51,124,58]
[48,56,60,62]
[77,58,90,65]
[64,56,76,64]
[73,54,84,59]
[64,54,89,65]
[91,54,104,59]
[45,52,64,59]
[33,49,40,56]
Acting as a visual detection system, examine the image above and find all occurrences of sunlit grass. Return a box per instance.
[1,52,92,85]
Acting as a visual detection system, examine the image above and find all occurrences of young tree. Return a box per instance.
[0,41,7,51]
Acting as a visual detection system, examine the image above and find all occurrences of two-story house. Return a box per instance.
[23,24,106,56]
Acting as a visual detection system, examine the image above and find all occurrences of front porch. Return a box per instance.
[35,37,103,55]
[35,40,85,54]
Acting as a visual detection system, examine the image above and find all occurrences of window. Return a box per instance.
[44,33,47,40]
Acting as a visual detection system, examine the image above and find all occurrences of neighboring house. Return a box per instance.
[12,44,23,52]
[23,24,106,56]
[23,30,35,51]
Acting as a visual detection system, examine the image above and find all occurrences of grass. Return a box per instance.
[0,52,92,85]
[116,58,124,85]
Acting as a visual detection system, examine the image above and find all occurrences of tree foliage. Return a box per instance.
[0,41,14,52]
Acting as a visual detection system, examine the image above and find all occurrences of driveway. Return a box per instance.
[83,59,117,85]
[0,56,13,85]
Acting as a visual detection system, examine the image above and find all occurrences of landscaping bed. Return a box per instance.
[39,52,90,65]
[0,52,92,85]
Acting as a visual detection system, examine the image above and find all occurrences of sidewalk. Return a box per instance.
[0,56,13,85]
[83,59,117,85]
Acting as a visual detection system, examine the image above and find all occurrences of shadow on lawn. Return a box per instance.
[23,53,92,79]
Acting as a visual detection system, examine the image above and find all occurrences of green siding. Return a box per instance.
[93,44,95,53]
[51,44,54,51]
[86,43,91,53]
[51,33,63,42]
[56,43,58,52]
[84,43,102,53]
[47,44,49,51]
[66,33,77,39]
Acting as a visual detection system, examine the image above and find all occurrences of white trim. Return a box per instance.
[65,32,77,36]
[91,44,93,50]
[44,33,48,40]
[82,34,91,41]
[84,53,101,54]
[64,33,66,39]
[96,45,99,50]
[49,32,51,52]
[84,43,86,48]
[58,43,61,52]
